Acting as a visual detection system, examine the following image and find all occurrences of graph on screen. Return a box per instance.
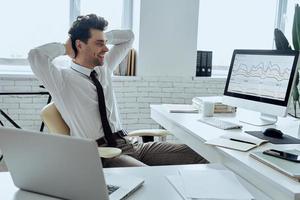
[227,54,295,100]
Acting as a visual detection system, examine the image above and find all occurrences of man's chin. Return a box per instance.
[95,61,104,66]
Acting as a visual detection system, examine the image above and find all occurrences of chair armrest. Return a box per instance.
[98,147,122,158]
[127,129,170,137]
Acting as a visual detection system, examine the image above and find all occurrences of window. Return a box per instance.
[284,0,300,48]
[81,0,123,30]
[0,0,69,60]
[0,0,124,72]
[197,0,278,68]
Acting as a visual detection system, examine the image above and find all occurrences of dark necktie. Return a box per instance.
[90,70,116,147]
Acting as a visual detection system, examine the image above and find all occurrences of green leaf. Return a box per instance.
[292,5,300,110]
[292,4,300,50]
[293,86,299,101]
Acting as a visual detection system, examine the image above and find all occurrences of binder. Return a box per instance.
[206,51,212,76]
[196,51,212,77]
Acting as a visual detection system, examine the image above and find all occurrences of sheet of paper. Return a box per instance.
[179,169,253,199]
[166,175,189,200]
[163,104,198,113]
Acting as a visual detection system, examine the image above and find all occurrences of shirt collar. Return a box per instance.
[70,61,96,77]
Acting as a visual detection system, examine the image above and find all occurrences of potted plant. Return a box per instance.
[275,4,300,117]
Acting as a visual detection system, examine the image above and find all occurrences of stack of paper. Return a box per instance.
[192,96,236,113]
[166,168,253,199]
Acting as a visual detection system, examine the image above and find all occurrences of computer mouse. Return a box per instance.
[262,128,283,139]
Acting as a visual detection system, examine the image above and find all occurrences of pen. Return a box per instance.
[229,138,256,145]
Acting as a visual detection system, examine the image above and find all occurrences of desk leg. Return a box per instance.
[0,109,21,129]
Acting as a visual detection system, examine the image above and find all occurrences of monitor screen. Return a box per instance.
[224,50,299,107]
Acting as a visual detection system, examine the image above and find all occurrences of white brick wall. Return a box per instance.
[0,76,226,133]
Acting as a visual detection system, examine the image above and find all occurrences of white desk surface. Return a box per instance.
[151,104,300,200]
[0,164,268,200]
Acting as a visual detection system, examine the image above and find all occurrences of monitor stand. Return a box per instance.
[239,113,278,126]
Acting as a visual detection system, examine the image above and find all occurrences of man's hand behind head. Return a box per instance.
[65,38,75,59]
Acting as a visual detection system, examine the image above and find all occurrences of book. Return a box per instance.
[122,49,136,76]
[130,49,136,76]
[205,132,268,152]
[162,104,199,113]
[115,48,135,76]
[250,149,300,181]
[126,49,132,76]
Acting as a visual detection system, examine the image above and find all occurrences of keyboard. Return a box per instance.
[107,184,120,195]
[198,117,242,130]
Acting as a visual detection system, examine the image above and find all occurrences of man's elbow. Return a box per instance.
[120,30,134,45]
[27,48,38,62]
[126,30,134,44]
[27,48,44,72]
[127,30,134,40]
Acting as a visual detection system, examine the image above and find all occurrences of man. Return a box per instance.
[28,14,206,167]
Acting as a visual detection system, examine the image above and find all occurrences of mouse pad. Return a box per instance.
[245,131,300,144]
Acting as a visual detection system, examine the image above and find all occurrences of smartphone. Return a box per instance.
[263,149,300,163]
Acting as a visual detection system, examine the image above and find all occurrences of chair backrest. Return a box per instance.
[41,102,70,135]
[40,103,122,159]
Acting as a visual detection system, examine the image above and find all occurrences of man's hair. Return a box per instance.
[68,14,108,57]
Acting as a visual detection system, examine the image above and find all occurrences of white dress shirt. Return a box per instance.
[28,30,134,140]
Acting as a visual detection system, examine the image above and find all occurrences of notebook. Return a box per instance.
[205,132,268,151]
[0,127,144,200]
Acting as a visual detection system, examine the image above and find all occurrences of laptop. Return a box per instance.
[0,127,144,200]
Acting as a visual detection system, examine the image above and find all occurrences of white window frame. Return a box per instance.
[209,0,288,75]
[275,0,288,31]
[0,0,289,74]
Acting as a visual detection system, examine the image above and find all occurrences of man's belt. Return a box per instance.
[96,130,127,146]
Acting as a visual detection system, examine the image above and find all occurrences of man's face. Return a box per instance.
[79,29,109,67]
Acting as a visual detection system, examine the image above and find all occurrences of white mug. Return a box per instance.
[202,101,214,117]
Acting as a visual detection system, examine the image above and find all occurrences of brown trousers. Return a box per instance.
[102,137,207,167]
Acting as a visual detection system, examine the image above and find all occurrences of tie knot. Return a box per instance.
[90,70,97,78]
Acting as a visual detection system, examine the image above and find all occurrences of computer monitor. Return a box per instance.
[223,49,300,126]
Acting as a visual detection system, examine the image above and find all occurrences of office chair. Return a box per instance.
[41,102,170,158]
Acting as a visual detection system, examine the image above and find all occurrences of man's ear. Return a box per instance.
[75,40,83,51]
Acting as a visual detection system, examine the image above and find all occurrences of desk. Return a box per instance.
[0,164,268,200]
[151,105,300,200]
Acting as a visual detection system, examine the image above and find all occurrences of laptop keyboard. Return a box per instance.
[107,184,120,195]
